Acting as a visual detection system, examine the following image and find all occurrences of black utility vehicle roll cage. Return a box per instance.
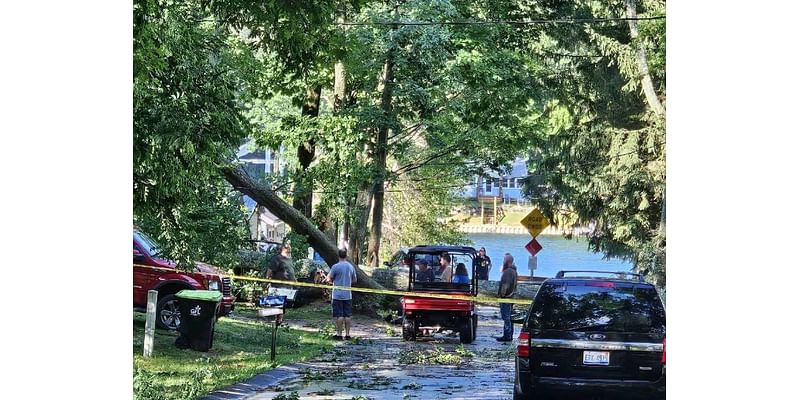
[406,246,479,295]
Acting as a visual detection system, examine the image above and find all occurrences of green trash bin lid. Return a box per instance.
[176,290,223,302]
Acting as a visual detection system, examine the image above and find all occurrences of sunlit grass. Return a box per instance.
[133,304,333,400]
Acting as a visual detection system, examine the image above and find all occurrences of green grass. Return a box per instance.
[133,305,334,400]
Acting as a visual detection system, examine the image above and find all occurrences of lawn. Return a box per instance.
[133,304,334,400]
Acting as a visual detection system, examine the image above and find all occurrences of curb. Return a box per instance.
[199,363,304,400]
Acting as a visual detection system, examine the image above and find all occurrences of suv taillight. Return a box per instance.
[662,338,666,364]
[516,331,530,357]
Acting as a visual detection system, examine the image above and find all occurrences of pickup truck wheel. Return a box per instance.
[156,294,181,330]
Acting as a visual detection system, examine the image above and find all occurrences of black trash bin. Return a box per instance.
[174,290,223,352]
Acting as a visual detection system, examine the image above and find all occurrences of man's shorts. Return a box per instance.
[331,299,353,318]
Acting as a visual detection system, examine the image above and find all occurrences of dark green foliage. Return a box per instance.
[134,0,256,268]
[133,0,667,286]
[512,0,667,285]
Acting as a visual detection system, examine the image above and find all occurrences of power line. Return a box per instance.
[335,16,665,27]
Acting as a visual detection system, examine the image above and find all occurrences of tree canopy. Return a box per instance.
[133,0,667,286]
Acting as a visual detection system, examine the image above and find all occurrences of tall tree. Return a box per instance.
[365,4,398,267]
[506,0,667,285]
[133,0,255,268]
[292,87,322,218]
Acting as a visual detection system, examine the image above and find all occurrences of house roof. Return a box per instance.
[239,149,266,161]
[242,196,284,226]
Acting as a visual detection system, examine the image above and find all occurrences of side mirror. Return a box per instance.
[133,249,145,260]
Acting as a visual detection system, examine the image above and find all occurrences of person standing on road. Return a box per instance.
[495,253,518,342]
[326,248,357,340]
[476,247,492,280]
[265,242,297,325]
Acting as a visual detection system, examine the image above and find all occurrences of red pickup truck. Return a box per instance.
[133,228,235,330]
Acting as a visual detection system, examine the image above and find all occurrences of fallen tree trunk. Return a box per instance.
[221,165,384,290]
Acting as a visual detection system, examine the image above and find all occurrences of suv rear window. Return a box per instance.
[529,282,665,334]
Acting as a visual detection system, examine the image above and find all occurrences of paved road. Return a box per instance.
[247,305,518,400]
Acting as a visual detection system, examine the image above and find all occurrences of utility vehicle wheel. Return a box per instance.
[459,317,475,344]
[156,294,181,330]
[402,316,416,341]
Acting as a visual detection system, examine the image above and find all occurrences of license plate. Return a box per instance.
[583,351,610,365]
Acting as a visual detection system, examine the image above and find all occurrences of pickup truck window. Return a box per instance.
[134,231,162,257]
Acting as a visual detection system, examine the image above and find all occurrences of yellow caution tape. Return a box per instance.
[134,264,534,305]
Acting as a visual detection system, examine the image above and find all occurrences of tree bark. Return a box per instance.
[349,189,373,265]
[333,8,357,255]
[222,165,384,290]
[365,29,397,268]
[292,86,322,218]
[625,0,665,116]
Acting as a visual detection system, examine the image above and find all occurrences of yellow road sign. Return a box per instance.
[520,208,550,237]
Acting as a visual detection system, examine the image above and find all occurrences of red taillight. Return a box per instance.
[586,281,616,288]
[662,338,666,364]
[516,331,530,357]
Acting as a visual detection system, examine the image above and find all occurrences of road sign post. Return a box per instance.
[520,209,549,277]
[525,238,542,257]
[520,209,550,237]
[527,255,537,277]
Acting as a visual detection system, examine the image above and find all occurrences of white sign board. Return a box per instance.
[268,287,298,300]
[528,256,537,272]
[258,308,284,318]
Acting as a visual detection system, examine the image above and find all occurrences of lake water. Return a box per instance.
[467,233,633,281]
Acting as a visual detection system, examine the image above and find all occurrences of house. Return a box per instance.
[461,158,531,205]
[243,195,287,244]
[236,141,286,178]
[237,140,288,243]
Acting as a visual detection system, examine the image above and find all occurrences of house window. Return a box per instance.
[268,151,279,174]
[485,180,493,192]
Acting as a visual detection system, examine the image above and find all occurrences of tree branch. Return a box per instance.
[625,0,665,116]
[394,143,463,176]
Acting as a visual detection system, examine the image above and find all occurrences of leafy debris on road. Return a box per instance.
[347,375,398,390]
[398,345,474,365]
[273,392,300,400]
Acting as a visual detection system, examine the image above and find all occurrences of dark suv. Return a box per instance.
[514,271,666,400]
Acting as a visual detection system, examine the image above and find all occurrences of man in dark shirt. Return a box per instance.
[415,260,435,283]
[265,243,297,324]
[476,247,492,280]
[266,243,297,282]
[496,253,518,342]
